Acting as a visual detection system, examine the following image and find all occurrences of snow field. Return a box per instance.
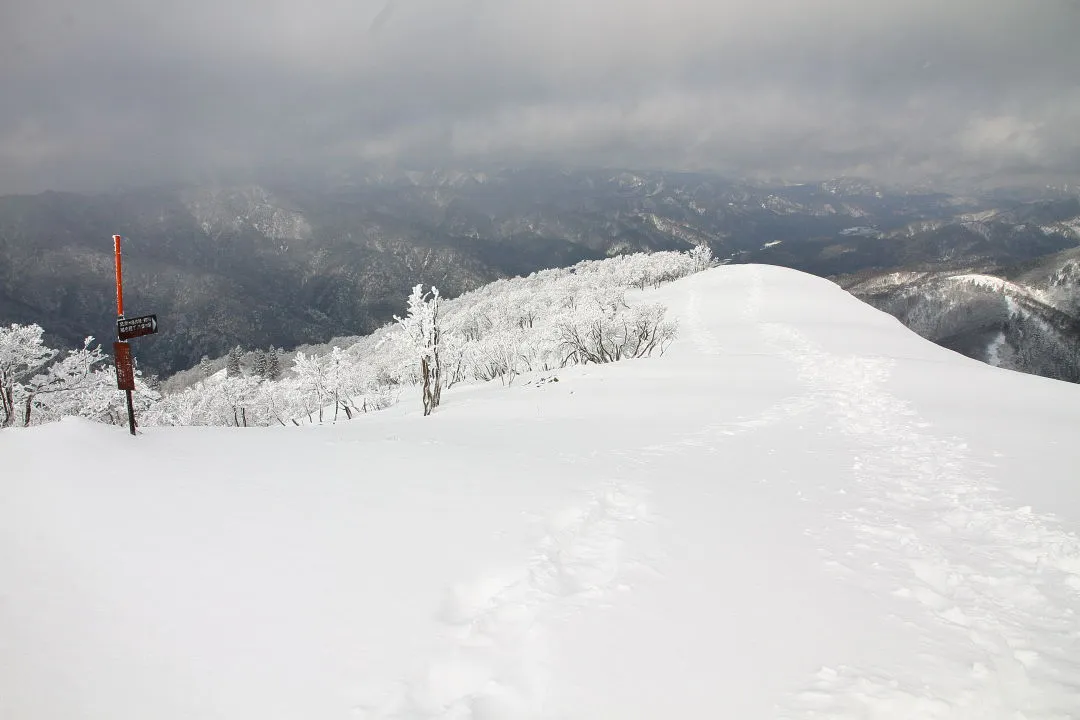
[4,264,1080,719]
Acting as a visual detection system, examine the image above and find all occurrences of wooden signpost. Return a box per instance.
[112,234,159,436]
[114,341,135,391]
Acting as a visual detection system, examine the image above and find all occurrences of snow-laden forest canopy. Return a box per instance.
[0,246,713,429]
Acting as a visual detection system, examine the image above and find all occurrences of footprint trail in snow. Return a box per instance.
[743,273,1080,718]
[358,483,651,719]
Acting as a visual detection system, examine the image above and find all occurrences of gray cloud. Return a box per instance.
[1,0,1078,193]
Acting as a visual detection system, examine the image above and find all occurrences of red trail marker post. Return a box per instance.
[112,235,158,436]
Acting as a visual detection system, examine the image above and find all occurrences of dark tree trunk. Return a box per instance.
[1,385,14,427]
[421,356,433,416]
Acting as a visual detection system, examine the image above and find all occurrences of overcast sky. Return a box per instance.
[2,0,1078,194]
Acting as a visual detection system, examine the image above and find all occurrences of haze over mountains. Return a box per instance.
[2,168,1079,379]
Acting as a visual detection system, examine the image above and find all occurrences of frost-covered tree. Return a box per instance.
[18,337,108,426]
[324,346,373,421]
[220,375,261,426]
[393,284,442,415]
[0,324,58,428]
[689,243,715,272]
[199,355,214,379]
[140,247,708,428]
[92,368,159,428]
[470,328,526,385]
[292,350,332,423]
[557,292,677,365]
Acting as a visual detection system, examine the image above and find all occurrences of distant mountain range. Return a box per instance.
[840,246,1080,383]
[1,168,1078,378]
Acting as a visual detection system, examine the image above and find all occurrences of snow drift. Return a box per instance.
[4,265,1080,719]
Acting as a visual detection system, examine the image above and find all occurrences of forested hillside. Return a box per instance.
[3,170,1076,376]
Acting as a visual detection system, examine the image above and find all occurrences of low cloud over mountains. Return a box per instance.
[2,0,1079,194]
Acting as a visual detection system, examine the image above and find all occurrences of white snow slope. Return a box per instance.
[4,265,1080,720]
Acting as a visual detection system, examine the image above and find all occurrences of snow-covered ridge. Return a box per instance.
[944,273,1057,309]
[958,209,1001,223]
[3,248,715,429]
[645,213,724,246]
[6,265,1080,719]
[1047,258,1080,289]
[854,271,1050,306]
[947,273,1025,294]
[182,185,313,240]
[843,270,932,295]
[1041,216,1080,239]
[839,226,880,237]
[895,219,948,237]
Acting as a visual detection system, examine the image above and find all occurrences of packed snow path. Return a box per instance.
[4,265,1080,720]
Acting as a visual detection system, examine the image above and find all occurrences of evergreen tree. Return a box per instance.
[199,355,213,379]
[266,346,282,381]
[226,346,243,378]
[253,350,269,378]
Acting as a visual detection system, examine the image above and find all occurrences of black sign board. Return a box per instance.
[117,314,158,341]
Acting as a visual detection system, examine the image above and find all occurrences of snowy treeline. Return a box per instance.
[1,247,713,429]
[0,326,158,428]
